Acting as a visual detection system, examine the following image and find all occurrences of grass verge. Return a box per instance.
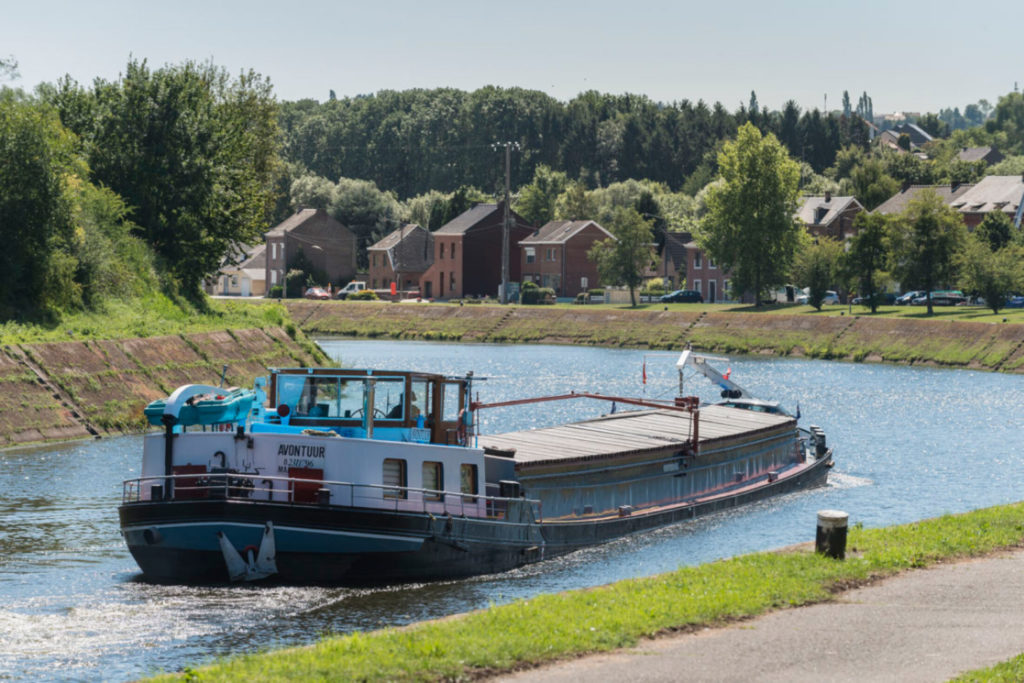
[953,653,1024,682]
[153,502,1024,681]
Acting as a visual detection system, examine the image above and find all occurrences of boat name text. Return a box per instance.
[277,444,326,459]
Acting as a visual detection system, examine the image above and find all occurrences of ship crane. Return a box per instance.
[676,349,752,400]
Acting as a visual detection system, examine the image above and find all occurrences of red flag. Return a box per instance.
[724,368,731,380]
[642,361,647,384]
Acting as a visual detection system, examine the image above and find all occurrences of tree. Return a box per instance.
[701,123,802,305]
[289,172,336,209]
[845,158,900,211]
[515,164,567,225]
[974,210,1015,251]
[587,207,653,307]
[554,179,593,220]
[842,91,852,117]
[956,235,1022,314]
[793,238,843,310]
[328,177,402,269]
[77,59,280,302]
[1,55,18,81]
[888,190,966,315]
[845,212,890,312]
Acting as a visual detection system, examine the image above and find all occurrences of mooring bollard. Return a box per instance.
[816,509,849,560]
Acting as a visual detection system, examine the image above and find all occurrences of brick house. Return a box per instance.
[873,183,975,217]
[682,238,733,303]
[367,223,433,293]
[264,208,357,292]
[796,193,866,241]
[518,220,614,297]
[420,202,533,299]
[660,232,693,289]
[947,175,1024,229]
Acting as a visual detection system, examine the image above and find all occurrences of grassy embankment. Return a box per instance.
[155,502,1024,681]
[286,299,1024,372]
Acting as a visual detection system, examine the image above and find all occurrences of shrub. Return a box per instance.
[588,289,605,297]
[574,292,588,305]
[268,285,283,299]
[348,289,378,301]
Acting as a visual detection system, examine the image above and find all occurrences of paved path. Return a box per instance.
[497,549,1024,682]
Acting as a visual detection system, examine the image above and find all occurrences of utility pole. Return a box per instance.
[492,141,520,303]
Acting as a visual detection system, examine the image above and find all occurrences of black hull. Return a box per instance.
[120,454,832,585]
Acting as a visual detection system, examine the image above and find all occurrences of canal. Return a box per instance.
[2,339,1023,681]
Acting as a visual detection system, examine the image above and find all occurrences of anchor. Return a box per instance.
[217,521,278,582]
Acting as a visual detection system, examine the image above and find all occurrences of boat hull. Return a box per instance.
[119,452,832,585]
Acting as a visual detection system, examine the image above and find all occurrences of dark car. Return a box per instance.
[1004,295,1024,309]
[895,290,926,305]
[661,289,704,303]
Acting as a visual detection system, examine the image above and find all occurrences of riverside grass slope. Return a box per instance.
[284,300,1024,373]
[152,502,1024,682]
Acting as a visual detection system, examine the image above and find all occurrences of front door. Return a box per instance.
[709,280,717,303]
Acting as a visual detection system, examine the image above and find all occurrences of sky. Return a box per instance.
[3,0,1023,115]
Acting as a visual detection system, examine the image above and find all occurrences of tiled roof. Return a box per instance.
[519,220,613,245]
[796,196,863,226]
[872,184,975,215]
[368,224,433,272]
[949,175,1024,215]
[265,208,322,236]
[435,203,498,234]
[956,146,994,163]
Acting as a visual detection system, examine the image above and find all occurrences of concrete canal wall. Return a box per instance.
[286,300,1024,373]
[0,327,324,449]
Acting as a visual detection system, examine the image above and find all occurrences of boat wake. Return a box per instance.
[826,472,873,489]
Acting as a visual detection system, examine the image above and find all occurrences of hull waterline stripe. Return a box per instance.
[121,520,423,544]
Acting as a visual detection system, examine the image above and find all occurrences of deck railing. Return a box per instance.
[121,472,542,522]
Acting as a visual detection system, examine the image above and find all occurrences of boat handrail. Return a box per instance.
[121,472,543,522]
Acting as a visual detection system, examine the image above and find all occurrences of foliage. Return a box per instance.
[986,91,1024,154]
[956,236,1023,313]
[987,155,1024,176]
[587,207,654,307]
[287,247,328,287]
[326,176,402,269]
[55,59,281,302]
[554,179,594,220]
[842,158,901,211]
[514,164,567,225]
[888,190,966,314]
[284,269,306,298]
[845,212,890,313]
[794,238,844,310]
[0,95,78,317]
[974,211,1016,251]
[347,289,378,300]
[702,123,803,305]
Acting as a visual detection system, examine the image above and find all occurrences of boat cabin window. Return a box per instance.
[277,375,363,419]
[383,458,407,499]
[460,464,478,501]
[410,378,430,424]
[422,461,443,500]
[441,381,462,422]
[375,377,408,420]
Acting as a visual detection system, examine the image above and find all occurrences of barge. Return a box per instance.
[119,351,833,584]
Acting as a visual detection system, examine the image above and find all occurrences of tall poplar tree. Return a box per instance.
[701,123,802,305]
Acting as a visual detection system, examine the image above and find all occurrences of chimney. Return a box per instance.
[824,191,832,202]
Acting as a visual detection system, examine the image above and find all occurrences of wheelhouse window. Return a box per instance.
[374,377,408,420]
[383,458,407,499]
[460,464,478,501]
[422,461,443,501]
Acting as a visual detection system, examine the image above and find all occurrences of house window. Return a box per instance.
[271,270,277,285]
[422,461,443,501]
[708,257,717,269]
[525,247,536,264]
[371,253,376,267]
[230,275,238,287]
[723,279,730,300]
[546,248,557,262]
[383,458,407,499]
[271,243,277,260]
[693,251,702,269]
[440,243,445,259]
[460,463,478,502]
[451,243,456,259]
[449,272,456,290]
[693,279,701,296]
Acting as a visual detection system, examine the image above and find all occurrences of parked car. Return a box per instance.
[660,289,704,303]
[852,292,897,306]
[334,281,367,300]
[910,291,966,306]
[895,290,926,305]
[304,287,330,300]
[796,289,839,305]
[1004,295,1024,309]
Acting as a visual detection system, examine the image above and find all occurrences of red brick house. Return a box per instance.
[518,220,614,297]
[264,208,357,291]
[796,193,865,241]
[948,175,1024,229]
[367,224,433,293]
[682,238,733,303]
[420,202,533,299]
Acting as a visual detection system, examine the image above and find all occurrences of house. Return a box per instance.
[682,238,734,303]
[796,193,866,241]
[518,220,614,297]
[205,243,266,297]
[420,202,533,299]
[660,232,693,289]
[872,183,975,216]
[893,123,934,148]
[264,208,357,292]
[367,224,433,293]
[956,146,1003,165]
[948,175,1024,229]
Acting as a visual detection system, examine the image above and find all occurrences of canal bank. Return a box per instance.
[284,300,1024,372]
[0,327,325,449]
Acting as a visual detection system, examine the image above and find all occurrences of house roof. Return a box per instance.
[872,184,975,215]
[956,146,995,163]
[265,208,323,237]
[218,243,265,273]
[435,203,497,235]
[796,196,863,226]
[367,223,433,273]
[895,123,934,146]
[519,220,613,245]
[949,175,1024,215]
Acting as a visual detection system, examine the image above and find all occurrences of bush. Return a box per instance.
[348,289,378,301]
[268,285,283,299]
[574,292,588,305]
[588,289,605,297]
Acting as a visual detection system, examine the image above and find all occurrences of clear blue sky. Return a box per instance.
[3,0,1022,114]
